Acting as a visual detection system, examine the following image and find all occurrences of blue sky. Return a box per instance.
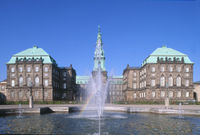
[0,0,199,81]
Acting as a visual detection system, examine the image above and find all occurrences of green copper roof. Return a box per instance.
[7,46,57,64]
[76,76,90,84]
[142,46,193,66]
[109,76,123,84]
[93,25,106,71]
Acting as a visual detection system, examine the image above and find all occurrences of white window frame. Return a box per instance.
[169,91,173,98]
[160,76,165,87]
[35,66,39,72]
[44,67,48,72]
[186,92,189,97]
[35,76,40,86]
[11,67,15,72]
[160,66,165,72]
[151,80,155,87]
[27,66,31,72]
[168,76,173,87]
[177,91,181,98]
[176,77,181,87]
[19,76,23,87]
[44,80,48,87]
[19,67,23,72]
[161,91,165,97]
[152,67,155,72]
[185,67,189,73]
[63,83,67,89]
[152,91,156,98]
[11,80,15,87]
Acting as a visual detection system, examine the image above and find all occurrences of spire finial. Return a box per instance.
[98,25,101,33]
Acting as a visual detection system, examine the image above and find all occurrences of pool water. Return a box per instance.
[0,112,200,135]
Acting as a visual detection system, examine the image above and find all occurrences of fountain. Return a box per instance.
[16,104,23,119]
[178,102,184,118]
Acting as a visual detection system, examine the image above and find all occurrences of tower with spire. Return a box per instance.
[93,25,106,71]
[92,25,107,82]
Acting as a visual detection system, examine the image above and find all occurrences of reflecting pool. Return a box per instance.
[0,112,200,135]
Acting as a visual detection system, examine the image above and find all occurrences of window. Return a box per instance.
[27,77,32,87]
[169,66,173,72]
[133,93,136,98]
[35,76,39,86]
[160,76,165,87]
[177,91,181,98]
[45,91,48,98]
[144,92,146,97]
[133,72,136,77]
[27,67,31,72]
[152,67,155,72]
[44,67,48,72]
[185,80,189,87]
[19,76,23,87]
[176,76,181,87]
[169,91,173,98]
[185,73,189,77]
[161,91,165,97]
[63,72,66,77]
[151,80,155,87]
[152,91,156,98]
[19,67,23,72]
[133,83,136,89]
[168,76,173,87]
[19,91,23,98]
[35,91,39,98]
[185,67,189,72]
[177,66,181,72]
[160,66,165,72]
[11,91,14,98]
[63,83,66,89]
[44,80,48,87]
[11,80,15,87]
[186,92,189,97]
[11,67,15,72]
[35,66,39,72]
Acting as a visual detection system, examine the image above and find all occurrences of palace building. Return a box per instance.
[123,46,194,102]
[2,26,195,103]
[6,46,76,101]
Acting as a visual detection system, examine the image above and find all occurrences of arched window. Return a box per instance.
[176,76,181,87]
[160,76,165,87]
[11,80,15,87]
[168,76,173,87]
[19,76,23,87]
[27,77,31,87]
[35,76,40,87]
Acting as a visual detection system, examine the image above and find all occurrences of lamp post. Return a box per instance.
[29,82,34,108]
[165,82,169,109]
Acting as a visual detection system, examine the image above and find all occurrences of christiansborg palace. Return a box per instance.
[0,27,199,103]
